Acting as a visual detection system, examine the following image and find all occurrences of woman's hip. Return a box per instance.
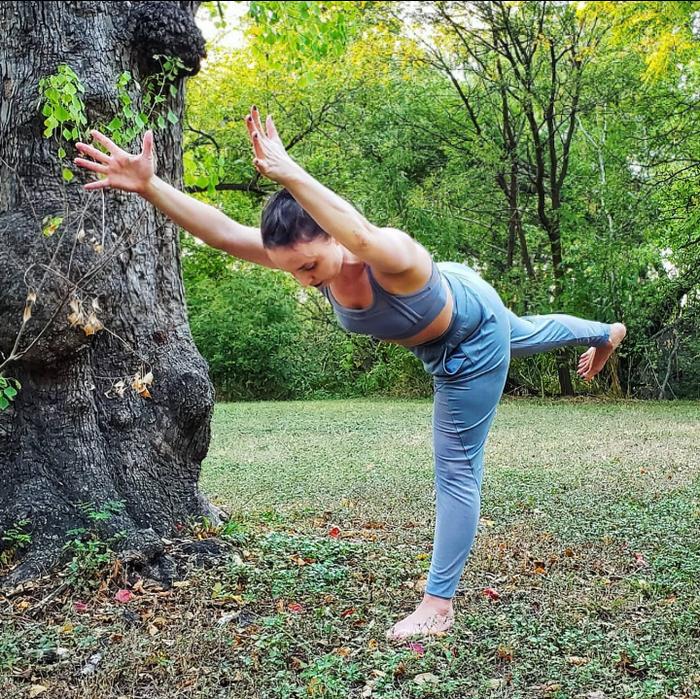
[412,262,510,377]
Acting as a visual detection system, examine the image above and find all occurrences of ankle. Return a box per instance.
[423,593,453,613]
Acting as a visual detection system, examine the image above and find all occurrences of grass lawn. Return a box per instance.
[2,398,699,698]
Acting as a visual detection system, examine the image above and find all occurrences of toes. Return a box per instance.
[577,348,595,378]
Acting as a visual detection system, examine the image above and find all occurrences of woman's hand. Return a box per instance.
[245,106,302,185]
[73,129,156,194]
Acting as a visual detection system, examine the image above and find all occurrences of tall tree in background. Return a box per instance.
[0,1,216,586]
[407,1,606,394]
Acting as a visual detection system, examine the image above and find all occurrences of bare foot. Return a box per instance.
[577,322,627,381]
[385,594,454,641]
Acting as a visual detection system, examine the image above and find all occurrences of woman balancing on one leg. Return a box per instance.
[74,107,626,641]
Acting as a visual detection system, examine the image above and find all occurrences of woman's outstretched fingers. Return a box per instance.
[251,105,264,135]
[83,177,111,191]
[246,116,266,160]
[74,157,108,174]
[75,142,110,163]
[141,129,154,158]
[266,115,282,144]
[90,129,120,155]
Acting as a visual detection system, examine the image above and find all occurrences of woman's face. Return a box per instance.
[267,236,344,288]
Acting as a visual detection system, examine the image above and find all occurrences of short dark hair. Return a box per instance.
[260,189,329,249]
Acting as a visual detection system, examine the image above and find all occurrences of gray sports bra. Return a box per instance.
[320,261,448,341]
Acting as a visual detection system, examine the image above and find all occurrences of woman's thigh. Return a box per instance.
[432,310,511,479]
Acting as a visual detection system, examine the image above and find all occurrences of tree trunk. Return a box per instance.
[0,1,217,587]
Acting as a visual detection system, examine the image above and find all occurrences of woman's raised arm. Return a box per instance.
[74,129,275,268]
[245,107,423,275]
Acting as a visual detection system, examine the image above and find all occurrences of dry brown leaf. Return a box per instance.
[566,655,590,666]
[82,312,104,336]
[497,645,513,661]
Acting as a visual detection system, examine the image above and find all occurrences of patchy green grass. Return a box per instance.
[2,399,699,698]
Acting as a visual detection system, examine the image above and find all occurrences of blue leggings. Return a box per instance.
[412,263,612,599]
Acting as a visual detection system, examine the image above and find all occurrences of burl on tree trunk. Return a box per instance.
[0,1,222,587]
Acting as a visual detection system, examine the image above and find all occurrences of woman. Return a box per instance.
[74,107,626,641]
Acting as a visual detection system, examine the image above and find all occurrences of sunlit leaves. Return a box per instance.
[582,1,700,81]
[42,215,63,237]
[247,1,365,69]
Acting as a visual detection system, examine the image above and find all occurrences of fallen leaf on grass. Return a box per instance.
[29,686,49,698]
[496,645,513,661]
[218,612,240,626]
[114,589,133,603]
[288,602,303,613]
[73,601,88,613]
[328,526,341,538]
[482,587,501,601]
[291,555,312,566]
[290,655,307,670]
[633,552,649,567]
[566,655,590,666]
[407,642,425,656]
[361,520,386,529]
[542,683,562,693]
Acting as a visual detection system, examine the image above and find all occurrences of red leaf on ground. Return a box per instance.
[482,587,501,601]
[407,642,425,656]
[633,552,649,567]
[73,601,89,613]
[288,602,303,613]
[328,527,340,538]
[114,589,133,604]
[340,607,355,617]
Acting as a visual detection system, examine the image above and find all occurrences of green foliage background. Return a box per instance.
[182,1,700,400]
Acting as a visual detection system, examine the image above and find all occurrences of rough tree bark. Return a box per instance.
[0,1,219,588]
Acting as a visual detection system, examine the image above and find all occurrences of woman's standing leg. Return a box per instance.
[387,304,511,640]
